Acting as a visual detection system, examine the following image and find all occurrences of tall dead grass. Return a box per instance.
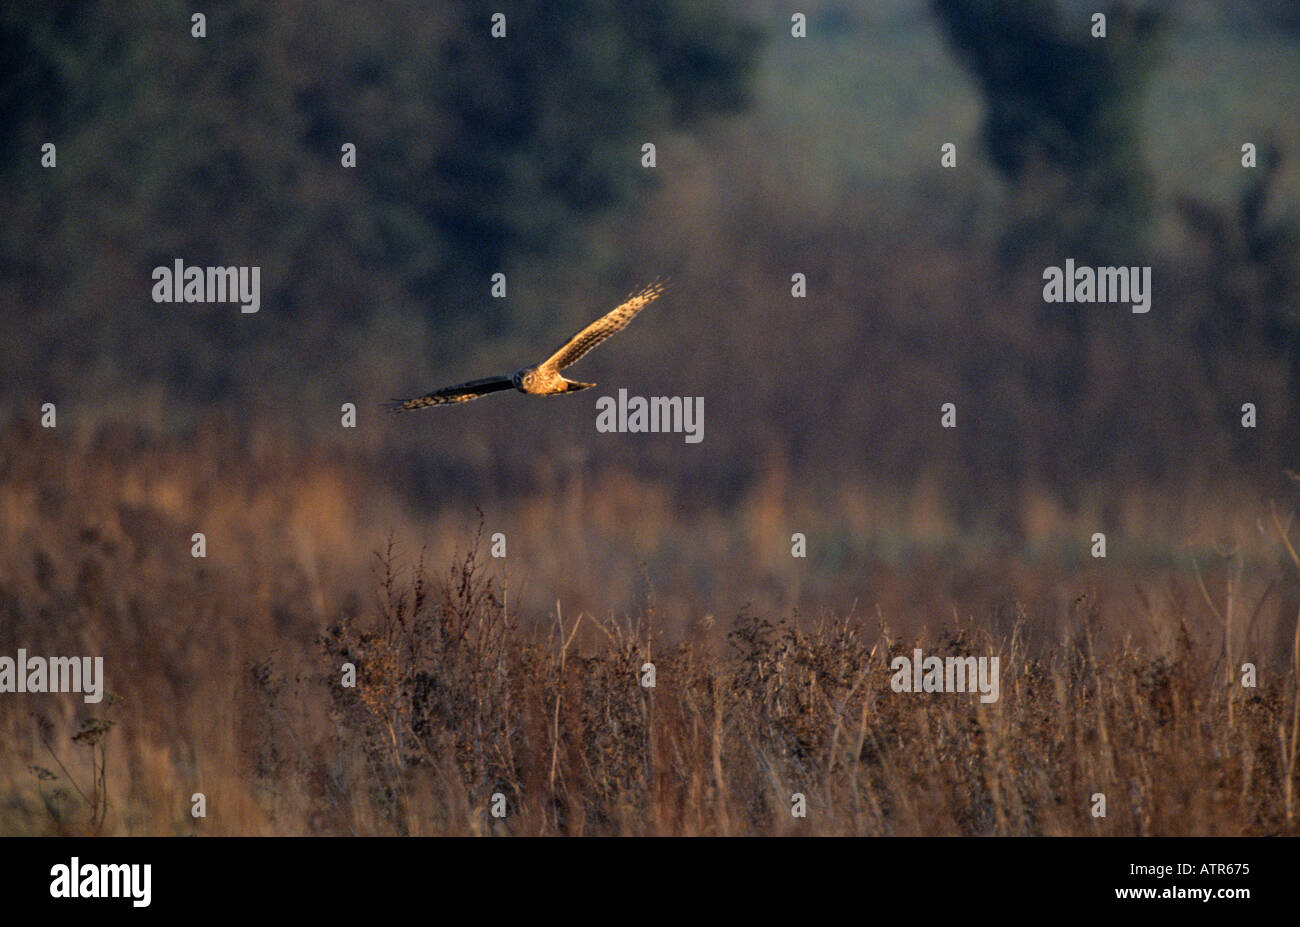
[0,419,1297,834]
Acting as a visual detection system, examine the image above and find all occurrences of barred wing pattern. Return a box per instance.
[542,279,666,372]
[383,375,514,412]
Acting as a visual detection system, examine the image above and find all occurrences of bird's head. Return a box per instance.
[512,366,537,391]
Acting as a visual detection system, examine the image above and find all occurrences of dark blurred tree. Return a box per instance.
[0,0,758,411]
[931,0,1163,265]
[1178,140,1300,441]
[428,2,759,307]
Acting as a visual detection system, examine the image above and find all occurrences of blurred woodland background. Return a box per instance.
[2,0,1300,834]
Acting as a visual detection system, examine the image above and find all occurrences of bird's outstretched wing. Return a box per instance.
[541,279,666,371]
[382,375,514,413]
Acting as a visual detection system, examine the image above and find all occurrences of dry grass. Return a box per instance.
[300,544,1300,836]
[1,419,1298,835]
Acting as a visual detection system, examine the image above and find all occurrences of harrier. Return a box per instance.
[384,280,665,412]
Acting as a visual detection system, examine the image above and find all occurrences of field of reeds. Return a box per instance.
[2,418,1298,836]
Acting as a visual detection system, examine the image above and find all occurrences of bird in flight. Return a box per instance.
[384,280,666,412]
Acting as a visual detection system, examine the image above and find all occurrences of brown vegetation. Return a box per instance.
[2,421,1298,835]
